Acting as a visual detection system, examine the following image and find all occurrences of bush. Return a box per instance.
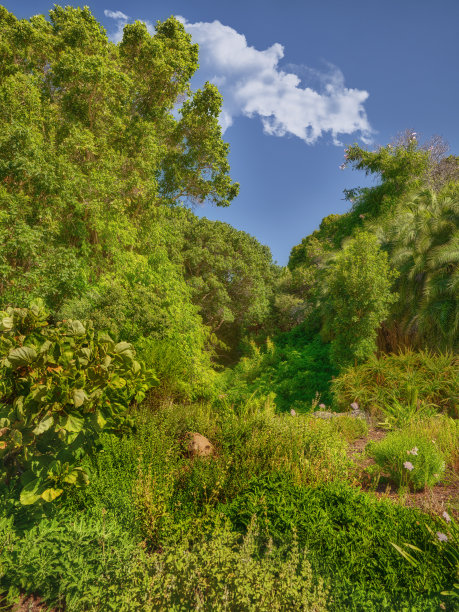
[332,350,458,418]
[330,415,369,442]
[0,301,152,506]
[0,510,328,611]
[223,477,455,610]
[222,332,336,413]
[367,430,446,491]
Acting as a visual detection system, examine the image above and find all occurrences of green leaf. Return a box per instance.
[96,410,106,429]
[11,429,22,446]
[73,388,87,408]
[41,487,63,502]
[7,346,37,369]
[114,342,134,360]
[63,467,89,485]
[33,413,54,435]
[20,479,41,505]
[0,316,13,332]
[63,414,84,433]
[65,320,86,336]
[390,542,418,567]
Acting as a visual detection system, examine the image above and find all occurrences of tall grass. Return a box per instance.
[332,350,458,418]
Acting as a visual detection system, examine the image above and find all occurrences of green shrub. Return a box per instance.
[397,416,458,474]
[222,333,336,413]
[223,477,455,610]
[0,510,328,611]
[330,415,368,442]
[367,430,446,491]
[0,301,152,506]
[332,350,458,418]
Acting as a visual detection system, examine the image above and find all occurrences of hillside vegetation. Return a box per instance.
[0,6,458,611]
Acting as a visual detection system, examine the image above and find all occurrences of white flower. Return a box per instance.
[339,164,346,170]
[403,461,414,471]
[290,409,296,416]
[442,511,451,523]
[436,532,448,542]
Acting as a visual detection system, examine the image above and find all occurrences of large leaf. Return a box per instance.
[73,388,87,408]
[41,487,63,502]
[0,316,13,332]
[64,320,86,336]
[20,479,41,505]
[33,413,54,435]
[63,414,84,433]
[114,342,134,361]
[7,346,37,369]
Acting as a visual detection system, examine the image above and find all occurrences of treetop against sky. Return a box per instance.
[4,0,459,264]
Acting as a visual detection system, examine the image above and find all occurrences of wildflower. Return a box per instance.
[442,511,451,523]
[350,402,359,411]
[436,532,448,542]
[359,214,365,219]
[403,461,414,471]
[290,409,296,416]
[408,447,418,456]
[319,403,326,409]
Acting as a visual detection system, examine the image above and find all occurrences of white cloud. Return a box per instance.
[181,18,373,144]
[104,11,373,145]
[104,9,128,20]
[104,9,128,43]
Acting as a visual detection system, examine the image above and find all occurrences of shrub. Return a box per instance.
[0,510,328,611]
[367,430,446,491]
[222,333,336,413]
[332,350,458,418]
[330,415,368,442]
[223,477,455,610]
[0,301,152,506]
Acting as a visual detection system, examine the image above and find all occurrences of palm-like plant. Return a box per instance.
[376,188,459,350]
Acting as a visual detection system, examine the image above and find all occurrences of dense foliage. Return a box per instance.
[0,301,151,505]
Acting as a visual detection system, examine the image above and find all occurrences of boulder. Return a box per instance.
[185,432,215,458]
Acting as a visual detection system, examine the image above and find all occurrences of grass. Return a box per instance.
[332,350,459,418]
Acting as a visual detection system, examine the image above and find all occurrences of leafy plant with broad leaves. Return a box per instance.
[0,300,154,505]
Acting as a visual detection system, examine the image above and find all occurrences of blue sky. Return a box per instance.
[5,1,459,264]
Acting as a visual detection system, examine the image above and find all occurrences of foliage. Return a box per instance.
[371,187,459,351]
[330,415,368,442]
[221,331,336,412]
[223,476,455,610]
[0,510,328,612]
[367,430,446,491]
[167,209,278,360]
[0,301,152,505]
[0,5,242,397]
[332,350,458,418]
[323,232,398,369]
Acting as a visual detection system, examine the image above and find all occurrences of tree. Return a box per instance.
[324,232,398,369]
[375,188,459,350]
[0,6,241,396]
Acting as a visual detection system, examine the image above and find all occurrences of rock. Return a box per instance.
[185,432,215,458]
